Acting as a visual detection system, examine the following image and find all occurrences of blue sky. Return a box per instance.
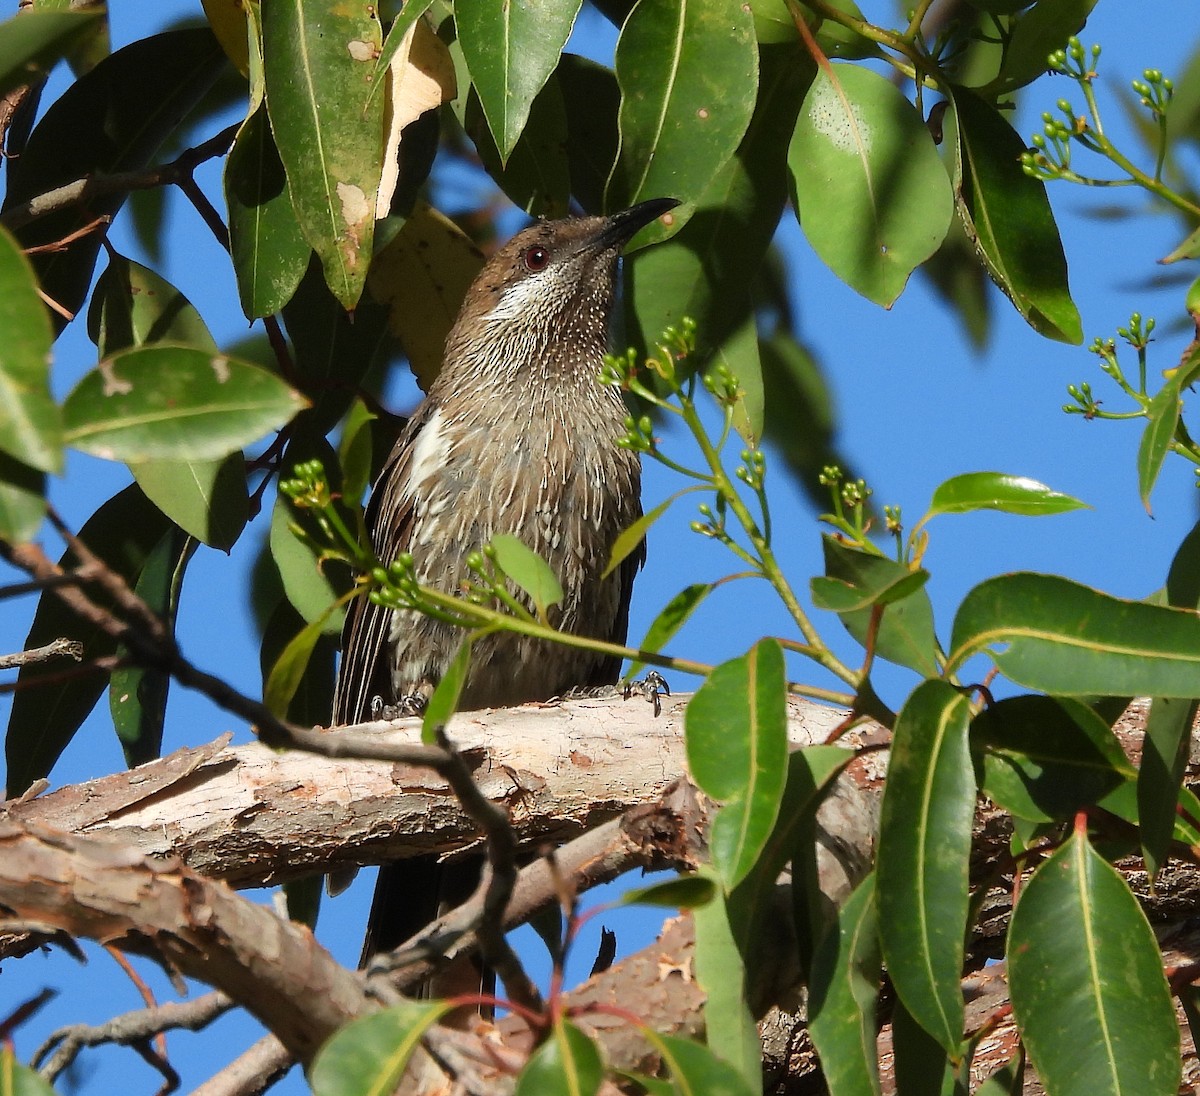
[3,3,1200,1091]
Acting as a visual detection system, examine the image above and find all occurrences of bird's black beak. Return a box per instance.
[595,197,681,251]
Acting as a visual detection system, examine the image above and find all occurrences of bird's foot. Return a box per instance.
[623,671,670,717]
[370,694,427,720]
[549,683,619,706]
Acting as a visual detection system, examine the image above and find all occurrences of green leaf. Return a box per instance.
[109,527,194,767]
[1008,828,1180,1096]
[465,76,571,218]
[130,453,248,553]
[421,634,474,744]
[709,312,764,446]
[626,39,808,349]
[2,28,226,333]
[1138,344,1200,512]
[638,1031,757,1096]
[310,1000,451,1096]
[1138,697,1197,882]
[608,0,757,216]
[0,453,45,542]
[368,0,436,102]
[62,346,306,462]
[950,85,1082,344]
[971,695,1132,822]
[264,605,341,718]
[949,572,1200,697]
[985,0,1100,96]
[514,1018,604,1096]
[686,640,788,889]
[0,1048,59,1096]
[891,996,965,1095]
[807,874,882,1096]
[789,64,953,307]
[0,9,102,99]
[627,581,713,677]
[693,884,760,1088]
[457,0,581,164]
[490,533,564,619]
[877,681,973,1054]
[260,597,337,727]
[0,224,59,474]
[819,536,940,677]
[226,85,311,318]
[337,398,377,508]
[620,875,717,909]
[604,489,696,580]
[6,486,170,794]
[262,0,384,309]
[90,253,218,357]
[927,471,1088,517]
[270,491,346,631]
[560,53,620,213]
[811,562,929,614]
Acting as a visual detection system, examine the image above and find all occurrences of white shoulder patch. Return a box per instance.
[405,408,451,497]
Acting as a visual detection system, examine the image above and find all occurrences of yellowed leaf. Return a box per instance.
[376,18,456,218]
[201,0,250,76]
[366,202,483,390]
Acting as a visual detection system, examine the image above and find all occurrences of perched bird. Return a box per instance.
[332,197,679,968]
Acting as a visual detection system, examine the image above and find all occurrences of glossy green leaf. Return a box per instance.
[789,64,953,307]
[820,536,940,677]
[1161,223,1200,264]
[620,875,717,909]
[877,681,973,1054]
[1008,828,1180,1096]
[310,1000,451,1096]
[686,639,787,889]
[63,347,306,462]
[627,581,713,677]
[949,572,1200,697]
[421,634,474,744]
[130,453,248,553]
[928,472,1088,517]
[2,28,226,332]
[890,996,965,1095]
[626,39,807,353]
[0,224,59,474]
[490,533,564,619]
[337,398,377,509]
[223,1,309,319]
[985,0,1100,95]
[639,1031,757,1096]
[811,561,929,614]
[0,9,102,99]
[514,1018,603,1096]
[466,76,571,218]
[270,492,346,631]
[90,254,218,356]
[0,453,45,542]
[109,527,193,766]
[971,695,1131,822]
[262,0,384,309]
[807,874,881,1096]
[1138,343,1200,512]
[708,312,764,445]
[6,486,170,794]
[693,884,760,1088]
[0,1049,59,1096]
[608,0,757,216]
[457,0,581,164]
[951,85,1082,343]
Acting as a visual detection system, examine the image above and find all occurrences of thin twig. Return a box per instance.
[0,637,83,670]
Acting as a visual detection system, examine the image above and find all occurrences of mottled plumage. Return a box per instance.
[332,199,679,961]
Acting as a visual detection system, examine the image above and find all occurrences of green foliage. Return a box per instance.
[6,2,1200,1093]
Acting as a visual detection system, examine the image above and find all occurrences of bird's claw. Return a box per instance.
[623,671,670,717]
[370,694,427,720]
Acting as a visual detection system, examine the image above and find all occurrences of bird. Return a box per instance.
[331,197,680,978]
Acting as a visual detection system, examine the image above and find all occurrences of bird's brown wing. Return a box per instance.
[331,407,427,726]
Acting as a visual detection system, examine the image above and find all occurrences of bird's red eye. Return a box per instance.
[523,246,550,272]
